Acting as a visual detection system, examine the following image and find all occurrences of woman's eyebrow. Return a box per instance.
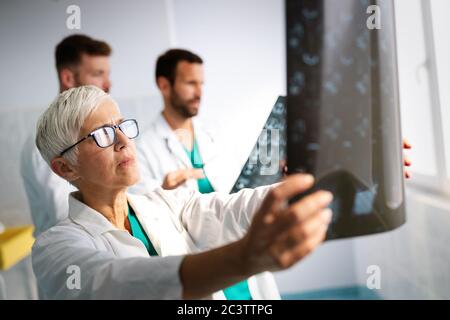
[91,117,125,131]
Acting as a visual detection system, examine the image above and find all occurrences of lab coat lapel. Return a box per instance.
[127,193,193,257]
[68,193,150,258]
[127,194,163,256]
[193,120,233,192]
[68,192,116,236]
[192,120,219,164]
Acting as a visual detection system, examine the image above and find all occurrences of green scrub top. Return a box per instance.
[184,138,252,300]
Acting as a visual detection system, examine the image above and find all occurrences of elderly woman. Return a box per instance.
[32,85,333,299]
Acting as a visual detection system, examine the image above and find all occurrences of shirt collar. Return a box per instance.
[68,192,121,236]
[154,112,202,139]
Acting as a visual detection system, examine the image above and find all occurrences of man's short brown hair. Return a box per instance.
[155,49,203,86]
[55,34,112,73]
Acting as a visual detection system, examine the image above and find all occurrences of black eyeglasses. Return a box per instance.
[60,119,139,156]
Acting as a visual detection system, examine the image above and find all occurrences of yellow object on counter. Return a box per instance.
[0,225,34,270]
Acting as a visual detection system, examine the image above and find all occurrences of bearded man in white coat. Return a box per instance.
[132,49,234,195]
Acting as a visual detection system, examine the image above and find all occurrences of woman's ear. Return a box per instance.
[50,157,79,182]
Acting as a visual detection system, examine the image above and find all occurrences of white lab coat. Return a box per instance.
[131,114,236,194]
[20,133,75,237]
[32,186,281,300]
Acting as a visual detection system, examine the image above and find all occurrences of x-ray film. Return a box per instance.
[230,96,286,193]
[286,0,406,240]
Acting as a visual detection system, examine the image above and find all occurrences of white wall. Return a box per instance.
[0,0,171,109]
[354,189,450,299]
[275,239,357,295]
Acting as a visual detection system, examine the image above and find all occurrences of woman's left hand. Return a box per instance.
[403,138,412,179]
[281,139,412,179]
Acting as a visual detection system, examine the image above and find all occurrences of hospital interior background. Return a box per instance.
[0,0,450,299]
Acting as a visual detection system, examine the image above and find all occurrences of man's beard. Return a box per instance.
[170,93,200,118]
[74,73,109,93]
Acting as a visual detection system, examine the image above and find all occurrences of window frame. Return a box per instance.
[402,0,450,197]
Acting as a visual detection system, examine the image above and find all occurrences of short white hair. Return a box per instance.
[36,85,117,165]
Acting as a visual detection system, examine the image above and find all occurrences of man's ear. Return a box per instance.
[156,76,171,97]
[59,68,76,90]
[50,157,79,183]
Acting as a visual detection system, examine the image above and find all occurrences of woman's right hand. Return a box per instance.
[180,173,333,299]
[239,174,333,275]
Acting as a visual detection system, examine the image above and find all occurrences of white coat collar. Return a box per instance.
[67,192,149,238]
[153,113,191,168]
[67,191,186,257]
[153,112,219,166]
[153,112,176,139]
[68,192,119,237]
